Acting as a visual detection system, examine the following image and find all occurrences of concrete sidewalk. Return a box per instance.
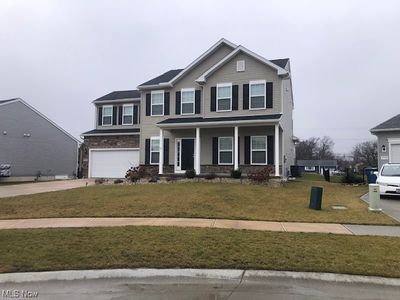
[0,179,94,198]
[1,216,399,236]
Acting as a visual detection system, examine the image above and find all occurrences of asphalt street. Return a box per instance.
[1,276,399,300]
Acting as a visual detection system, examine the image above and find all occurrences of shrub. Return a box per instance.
[185,169,196,179]
[95,178,106,185]
[114,179,124,184]
[166,175,178,182]
[341,168,364,184]
[247,166,273,183]
[204,172,216,180]
[231,169,242,179]
[125,166,147,183]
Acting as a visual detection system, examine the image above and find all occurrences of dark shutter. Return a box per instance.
[175,91,181,115]
[112,106,117,125]
[97,106,102,126]
[145,139,150,165]
[163,138,169,166]
[243,84,249,110]
[210,87,216,111]
[164,92,170,115]
[266,82,273,108]
[244,136,250,164]
[118,106,123,125]
[133,105,138,124]
[232,85,238,110]
[195,90,201,114]
[267,135,274,165]
[146,93,151,116]
[212,137,218,165]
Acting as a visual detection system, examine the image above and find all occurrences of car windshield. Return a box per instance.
[381,165,400,176]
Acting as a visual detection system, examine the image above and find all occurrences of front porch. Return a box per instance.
[155,119,283,177]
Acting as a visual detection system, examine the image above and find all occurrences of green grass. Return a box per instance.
[0,226,399,277]
[0,181,395,225]
[298,173,343,183]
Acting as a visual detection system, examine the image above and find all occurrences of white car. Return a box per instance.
[376,164,400,196]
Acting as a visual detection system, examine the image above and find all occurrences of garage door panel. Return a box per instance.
[90,149,139,178]
[391,144,400,163]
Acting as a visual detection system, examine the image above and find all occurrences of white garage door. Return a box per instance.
[90,149,139,178]
[390,144,400,163]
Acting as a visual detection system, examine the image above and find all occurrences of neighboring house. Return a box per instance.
[371,114,400,169]
[82,38,296,178]
[297,160,338,174]
[0,98,80,178]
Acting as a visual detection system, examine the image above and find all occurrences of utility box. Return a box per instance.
[309,186,323,210]
[368,184,382,212]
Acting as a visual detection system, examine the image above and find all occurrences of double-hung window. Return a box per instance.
[181,88,195,115]
[102,105,113,126]
[251,136,267,165]
[122,104,133,125]
[249,80,266,109]
[150,137,160,164]
[151,91,164,116]
[305,166,316,171]
[217,83,232,112]
[219,137,233,165]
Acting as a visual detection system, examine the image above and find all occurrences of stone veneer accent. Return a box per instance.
[80,135,139,178]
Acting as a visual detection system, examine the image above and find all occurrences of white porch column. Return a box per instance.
[195,127,201,175]
[274,124,280,176]
[234,126,239,170]
[159,129,164,175]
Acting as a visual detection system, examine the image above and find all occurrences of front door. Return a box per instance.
[176,138,194,172]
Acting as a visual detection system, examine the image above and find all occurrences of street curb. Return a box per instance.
[0,269,399,286]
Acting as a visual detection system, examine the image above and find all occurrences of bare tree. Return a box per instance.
[316,136,335,160]
[296,136,335,160]
[352,141,378,168]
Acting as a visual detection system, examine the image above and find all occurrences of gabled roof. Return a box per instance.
[139,69,183,87]
[0,98,80,143]
[196,46,289,83]
[371,114,400,133]
[137,38,237,89]
[93,90,140,103]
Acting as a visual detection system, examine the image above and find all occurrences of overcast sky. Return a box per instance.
[1,0,400,154]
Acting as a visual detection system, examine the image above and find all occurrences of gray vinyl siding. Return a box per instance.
[95,99,141,130]
[280,77,295,175]
[374,131,400,169]
[0,101,79,176]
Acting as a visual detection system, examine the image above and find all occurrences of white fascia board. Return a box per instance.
[2,98,81,144]
[137,82,173,90]
[158,118,281,129]
[196,46,289,83]
[370,128,400,133]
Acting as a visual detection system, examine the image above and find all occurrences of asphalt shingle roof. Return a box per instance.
[93,90,140,102]
[270,58,289,69]
[139,69,183,87]
[297,160,338,167]
[371,114,400,131]
[82,128,140,135]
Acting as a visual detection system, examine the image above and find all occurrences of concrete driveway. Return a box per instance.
[361,193,400,222]
[0,179,94,198]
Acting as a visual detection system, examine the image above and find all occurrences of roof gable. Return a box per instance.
[371,114,400,132]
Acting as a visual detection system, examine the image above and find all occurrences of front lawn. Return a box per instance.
[0,226,399,277]
[0,180,395,224]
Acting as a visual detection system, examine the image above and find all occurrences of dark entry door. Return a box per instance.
[181,139,194,170]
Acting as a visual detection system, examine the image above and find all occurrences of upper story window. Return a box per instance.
[249,80,266,110]
[181,88,195,115]
[150,137,160,164]
[102,105,113,126]
[251,136,267,165]
[122,104,133,125]
[217,83,232,112]
[218,137,233,165]
[151,91,164,116]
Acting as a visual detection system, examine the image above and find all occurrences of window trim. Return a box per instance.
[218,136,233,165]
[150,137,161,165]
[250,136,268,165]
[102,105,113,126]
[216,83,232,112]
[180,88,195,115]
[151,90,164,116]
[249,80,266,110]
[122,104,134,125]
[304,166,316,171]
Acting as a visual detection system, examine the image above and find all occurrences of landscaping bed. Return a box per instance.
[0,226,399,277]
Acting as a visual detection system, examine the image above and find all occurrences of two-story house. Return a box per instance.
[82,38,296,178]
